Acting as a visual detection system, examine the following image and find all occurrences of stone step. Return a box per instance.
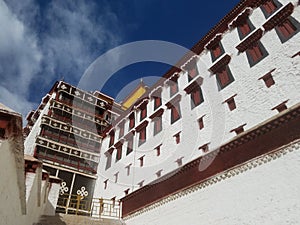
[35,214,125,225]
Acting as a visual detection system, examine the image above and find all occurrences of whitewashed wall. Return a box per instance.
[94,0,300,201]
[124,140,300,225]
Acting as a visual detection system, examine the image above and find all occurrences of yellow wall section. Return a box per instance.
[122,85,147,110]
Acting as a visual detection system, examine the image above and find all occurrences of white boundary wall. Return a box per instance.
[124,140,300,225]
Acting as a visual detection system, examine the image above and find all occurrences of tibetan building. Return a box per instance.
[24,0,300,224]
[24,81,122,214]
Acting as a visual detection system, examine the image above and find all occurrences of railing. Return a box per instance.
[56,194,122,219]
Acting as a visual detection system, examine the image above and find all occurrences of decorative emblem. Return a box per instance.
[87,96,93,102]
[66,108,71,112]
[63,126,68,130]
[53,122,58,127]
[60,84,67,90]
[41,118,47,123]
[74,91,80,96]
[77,186,88,199]
[51,144,57,149]
[99,102,105,107]
[38,140,45,145]
[63,147,69,152]
[60,182,69,195]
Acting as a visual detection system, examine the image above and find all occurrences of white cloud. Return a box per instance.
[0,0,121,121]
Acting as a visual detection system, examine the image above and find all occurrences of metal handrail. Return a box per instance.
[56,194,121,219]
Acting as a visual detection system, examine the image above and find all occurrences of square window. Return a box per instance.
[216,66,234,89]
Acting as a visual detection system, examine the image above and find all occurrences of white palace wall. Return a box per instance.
[94,0,300,201]
[124,140,300,225]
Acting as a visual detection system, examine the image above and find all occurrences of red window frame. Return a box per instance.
[277,19,297,39]
[115,144,122,161]
[129,113,135,130]
[171,102,181,124]
[153,116,162,135]
[190,86,204,109]
[138,126,146,146]
[216,66,234,89]
[140,107,147,121]
[118,122,124,139]
[262,0,277,15]
[170,81,178,97]
[109,131,115,147]
[126,136,133,155]
[105,150,113,170]
[154,96,162,110]
[188,66,199,82]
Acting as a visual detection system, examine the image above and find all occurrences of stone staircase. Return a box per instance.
[35,214,125,225]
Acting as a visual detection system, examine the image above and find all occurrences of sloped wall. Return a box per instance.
[124,140,300,225]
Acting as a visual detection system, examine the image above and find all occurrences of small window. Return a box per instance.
[114,172,119,183]
[138,180,144,188]
[153,116,162,135]
[104,179,108,189]
[153,96,162,110]
[115,144,122,162]
[230,124,247,135]
[188,66,199,82]
[216,66,234,90]
[198,143,209,153]
[223,94,237,111]
[271,100,288,113]
[170,80,178,97]
[109,131,115,147]
[198,116,205,130]
[237,19,255,40]
[126,136,133,155]
[125,164,132,176]
[171,102,181,124]
[138,156,145,167]
[155,144,162,156]
[129,113,135,130]
[139,103,147,121]
[190,86,204,109]
[261,0,281,18]
[259,69,276,88]
[176,157,183,167]
[156,170,162,178]
[245,42,268,67]
[210,43,225,62]
[276,17,299,43]
[124,189,130,195]
[173,132,181,144]
[105,149,113,170]
[138,127,146,146]
[118,122,124,139]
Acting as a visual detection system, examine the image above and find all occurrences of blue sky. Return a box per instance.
[0,0,240,119]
